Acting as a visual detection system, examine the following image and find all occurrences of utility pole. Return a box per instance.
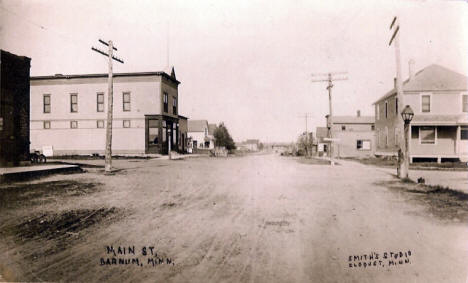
[311,72,348,165]
[298,113,313,156]
[92,39,124,174]
[389,16,407,178]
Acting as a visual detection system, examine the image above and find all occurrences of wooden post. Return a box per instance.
[327,73,335,166]
[104,41,114,173]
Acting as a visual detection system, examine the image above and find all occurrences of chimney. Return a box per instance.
[408,59,415,81]
[357,110,361,117]
[394,77,397,88]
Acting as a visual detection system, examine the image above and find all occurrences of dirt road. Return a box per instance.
[1,154,467,282]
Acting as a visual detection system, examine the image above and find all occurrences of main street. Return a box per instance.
[0,154,467,282]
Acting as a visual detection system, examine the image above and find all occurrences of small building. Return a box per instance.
[0,50,31,166]
[187,120,215,150]
[326,111,375,158]
[30,68,186,155]
[315,127,330,156]
[373,62,468,162]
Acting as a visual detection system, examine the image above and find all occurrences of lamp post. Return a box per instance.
[400,105,414,179]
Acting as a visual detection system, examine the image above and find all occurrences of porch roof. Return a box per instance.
[411,114,468,125]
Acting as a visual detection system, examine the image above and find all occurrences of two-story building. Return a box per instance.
[326,111,375,158]
[373,63,468,162]
[30,68,187,155]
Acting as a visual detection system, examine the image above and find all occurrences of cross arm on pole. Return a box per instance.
[91,47,124,63]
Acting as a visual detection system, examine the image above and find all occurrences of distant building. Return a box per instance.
[0,50,31,166]
[326,111,375,158]
[315,127,329,156]
[373,63,468,162]
[237,139,260,151]
[30,68,186,155]
[188,120,215,149]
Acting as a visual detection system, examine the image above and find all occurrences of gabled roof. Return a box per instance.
[316,127,328,138]
[188,120,208,132]
[373,64,468,105]
[332,116,375,124]
[208,124,217,135]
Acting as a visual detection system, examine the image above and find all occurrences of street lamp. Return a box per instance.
[400,105,414,179]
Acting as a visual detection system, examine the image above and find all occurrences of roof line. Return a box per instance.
[31,71,180,84]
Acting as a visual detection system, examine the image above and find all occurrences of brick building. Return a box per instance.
[0,50,31,166]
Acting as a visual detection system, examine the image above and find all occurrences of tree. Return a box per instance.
[214,122,236,150]
[296,132,314,156]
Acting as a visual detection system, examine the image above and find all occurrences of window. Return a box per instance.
[173,96,177,114]
[162,120,167,142]
[461,126,468,140]
[123,92,131,112]
[163,92,168,112]
[463,95,468,113]
[43,94,51,113]
[148,119,159,145]
[421,94,431,113]
[97,120,104,128]
[70,94,78,113]
[43,121,51,129]
[376,105,380,120]
[204,128,208,136]
[385,101,388,118]
[385,126,388,147]
[395,97,398,115]
[97,93,104,112]
[70,120,78,129]
[420,126,436,144]
[341,125,346,131]
[123,120,131,128]
[357,140,371,150]
[371,125,375,131]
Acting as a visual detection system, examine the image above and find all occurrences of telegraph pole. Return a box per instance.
[389,16,407,178]
[298,113,313,156]
[311,72,348,165]
[92,39,124,174]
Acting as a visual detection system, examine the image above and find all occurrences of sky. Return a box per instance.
[1,0,467,143]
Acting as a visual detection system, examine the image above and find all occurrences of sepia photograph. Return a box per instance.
[0,0,467,282]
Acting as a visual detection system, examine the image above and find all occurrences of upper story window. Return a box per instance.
[43,121,51,129]
[461,126,468,140]
[376,104,380,120]
[421,94,431,113]
[462,94,468,113]
[204,128,208,136]
[163,92,168,112]
[371,125,375,131]
[70,120,78,129]
[43,94,51,113]
[341,125,346,131]
[123,92,131,111]
[70,94,78,113]
[173,96,177,114]
[385,101,388,118]
[395,97,398,115]
[97,93,104,112]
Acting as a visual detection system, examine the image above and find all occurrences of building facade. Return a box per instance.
[30,69,186,155]
[326,111,375,158]
[0,50,31,166]
[373,63,468,162]
[187,120,215,150]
